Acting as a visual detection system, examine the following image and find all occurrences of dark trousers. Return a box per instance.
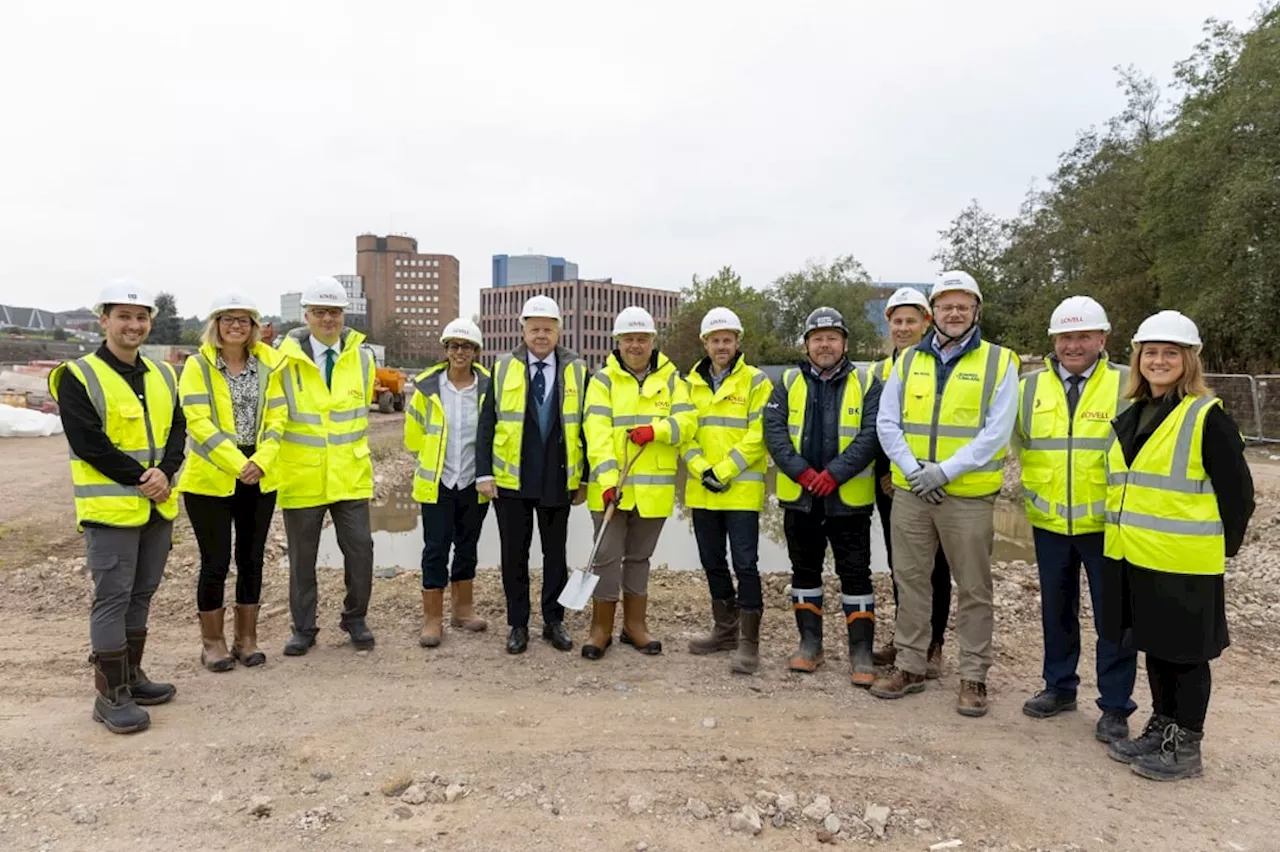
[85,516,173,651]
[877,488,951,644]
[494,498,570,627]
[1033,528,1138,714]
[184,482,277,611]
[283,499,374,636]
[691,509,763,611]
[784,502,872,596]
[420,484,489,590]
[1148,655,1212,731]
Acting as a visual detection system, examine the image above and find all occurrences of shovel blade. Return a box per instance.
[558,569,599,611]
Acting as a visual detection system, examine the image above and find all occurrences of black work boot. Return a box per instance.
[283,629,317,657]
[846,614,876,689]
[688,598,739,655]
[125,629,176,705]
[1095,710,1130,744]
[787,606,824,673]
[1131,723,1204,781]
[1022,689,1077,718]
[1108,714,1175,764]
[91,647,151,734]
[340,618,376,651]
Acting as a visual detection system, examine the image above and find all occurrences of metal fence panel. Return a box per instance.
[1255,375,1280,443]
[1206,374,1264,442]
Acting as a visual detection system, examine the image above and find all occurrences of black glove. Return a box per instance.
[702,470,730,493]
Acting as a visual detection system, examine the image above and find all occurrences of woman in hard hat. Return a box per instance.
[178,293,287,671]
[405,318,492,649]
[1100,310,1254,781]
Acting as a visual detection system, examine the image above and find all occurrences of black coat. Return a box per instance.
[1097,394,1255,663]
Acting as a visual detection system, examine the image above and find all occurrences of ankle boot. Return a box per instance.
[198,610,235,673]
[1108,714,1174,764]
[449,580,488,632]
[688,598,739,654]
[619,595,662,655]
[581,599,617,660]
[91,647,150,734]
[926,641,944,679]
[872,636,897,667]
[845,611,876,689]
[731,609,761,675]
[1131,723,1204,781]
[788,598,825,673]
[420,588,445,648]
[126,628,176,704]
[231,604,266,667]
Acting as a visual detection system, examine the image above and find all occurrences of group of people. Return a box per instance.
[55,272,1254,786]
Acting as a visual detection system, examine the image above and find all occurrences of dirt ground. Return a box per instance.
[1,415,1278,852]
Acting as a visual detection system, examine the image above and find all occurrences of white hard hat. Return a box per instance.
[207,291,260,321]
[700,307,743,339]
[93,278,157,317]
[930,270,982,305]
[520,294,561,324]
[884,287,931,321]
[440,317,483,348]
[1049,296,1110,335]
[300,276,350,309]
[1132,310,1201,350]
[613,306,656,336]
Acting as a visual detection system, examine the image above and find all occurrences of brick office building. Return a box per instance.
[355,233,460,361]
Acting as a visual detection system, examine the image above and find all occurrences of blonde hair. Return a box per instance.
[1124,343,1211,401]
[202,313,262,351]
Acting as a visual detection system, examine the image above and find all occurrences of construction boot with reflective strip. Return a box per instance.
[843,593,876,688]
[198,610,235,673]
[449,580,488,632]
[581,600,617,660]
[619,595,662,655]
[788,588,824,673]
[232,604,267,667]
[420,589,444,648]
[688,598,739,655]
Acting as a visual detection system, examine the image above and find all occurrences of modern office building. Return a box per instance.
[280,291,303,324]
[356,234,460,360]
[492,254,579,288]
[334,274,368,329]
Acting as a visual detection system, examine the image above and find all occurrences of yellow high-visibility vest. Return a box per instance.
[487,351,586,492]
[681,356,773,512]
[1017,357,1129,535]
[49,354,180,528]
[1104,394,1225,575]
[404,361,492,504]
[774,366,875,507]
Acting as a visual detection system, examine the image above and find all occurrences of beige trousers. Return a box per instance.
[589,510,666,602]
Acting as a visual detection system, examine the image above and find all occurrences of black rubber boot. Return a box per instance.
[1108,714,1174,764]
[787,606,824,673]
[91,647,151,734]
[688,598,739,655]
[125,629,176,705]
[1131,723,1204,781]
[846,615,876,688]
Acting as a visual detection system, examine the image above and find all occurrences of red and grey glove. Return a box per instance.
[602,487,621,506]
[628,425,655,446]
[796,469,820,491]
[811,470,839,497]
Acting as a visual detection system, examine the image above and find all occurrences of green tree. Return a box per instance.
[150,292,182,344]
[658,266,790,370]
[765,255,880,360]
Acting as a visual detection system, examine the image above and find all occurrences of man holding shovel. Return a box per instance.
[580,306,697,659]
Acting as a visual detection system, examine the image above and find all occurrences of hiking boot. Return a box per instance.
[581,600,617,660]
[1108,714,1174,764]
[420,588,444,648]
[925,641,943,679]
[957,680,989,717]
[619,595,662,655]
[340,618,376,651]
[198,610,235,673]
[731,609,761,675]
[1131,723,1204,782]
[283,630,316,657]
[125,628,176,705]
[1095,710,1130,744]
[845,608,876,689]
[231,604,266,667]
[688,598,739,655]
[449,580,488,632]
[869,666,926,699]
[788,598,824,673]
[1022,689,1077,719]
[91,647,150,734]
[872,641,897,667]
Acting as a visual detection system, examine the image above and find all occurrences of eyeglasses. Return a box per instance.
[308,308,343,319]
[445,342,476,353]
[934,303,975,316]
[218,316,254,327]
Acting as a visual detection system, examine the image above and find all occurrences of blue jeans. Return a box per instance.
[692,509,763,611]
[1034,528,1137,714]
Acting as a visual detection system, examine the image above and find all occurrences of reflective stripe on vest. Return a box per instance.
[408,362,492,504]
[490,353,586,491]
[774,366,874,508]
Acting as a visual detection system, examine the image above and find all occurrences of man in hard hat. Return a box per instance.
[476,295,588,655]
[275,277,379,656]
[406,318,492,649]
[1017,296,1137,743]
[683,307,773,674]
[872,271,1019,717]
[869,287,953,678]
[580,305,696,659]
[764,307,882,684]
[50,280,186,733]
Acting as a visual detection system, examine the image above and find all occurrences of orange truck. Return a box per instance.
[262,325,403,413]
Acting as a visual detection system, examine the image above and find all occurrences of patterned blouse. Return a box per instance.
[217,353,260,447]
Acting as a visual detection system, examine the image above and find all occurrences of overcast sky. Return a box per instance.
[2,0,1260,319]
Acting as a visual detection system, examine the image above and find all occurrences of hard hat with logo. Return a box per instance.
[520,294,562,324]
[440,317,483,348]
[884,287,931,321]
[1132,310,1201,350]
[1048,296,1110,335]
[700,307,743,339]
[300,276,350,309]
[803,306,848,338]
[207,291,260,321]
[930,270,983,305]
[612,306,657,336]
[93,279,157,317]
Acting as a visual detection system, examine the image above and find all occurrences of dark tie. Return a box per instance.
[325,349,336,388]
[532,361,547,405]
[1066,374,1084,417]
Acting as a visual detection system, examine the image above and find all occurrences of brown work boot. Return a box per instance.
[873,640,897,667]
[620,595,662,654]
[231,604,266,667]
[926,641,943,679]
[731,609,761,675]
[198,609,235,673]
[957,680,989,717]
[420,589,444,648]
[581,600,617,660]
[688,598,739,654]
[869,666,926,699]
[449,580,488,632]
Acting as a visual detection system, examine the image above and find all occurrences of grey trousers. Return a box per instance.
[284,500,374,636]
[85,516,174,652]
[589,510,665,602]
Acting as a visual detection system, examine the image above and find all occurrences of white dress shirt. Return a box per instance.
[440,372,479,489]
[527,349,557,398]
[1056,359,1098,383]
[309,334,342,368]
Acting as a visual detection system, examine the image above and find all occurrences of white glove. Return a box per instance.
[907,461,949,496]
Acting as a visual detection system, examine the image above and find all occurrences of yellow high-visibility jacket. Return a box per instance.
[487,348,587,491]
[405,361,492,505]
[681,355,772,512]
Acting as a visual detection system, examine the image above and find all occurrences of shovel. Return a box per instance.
[558,443,646,611]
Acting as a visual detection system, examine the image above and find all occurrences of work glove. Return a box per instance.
[919,487,947,505]
[811,470,839,497]
[906,461,949,497]
[701,470,730,493]
[796,469,820,492]
[602,487,621,506]
[628,425,655,446]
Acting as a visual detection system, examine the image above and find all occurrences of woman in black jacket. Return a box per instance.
[1099,311,1254,782]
